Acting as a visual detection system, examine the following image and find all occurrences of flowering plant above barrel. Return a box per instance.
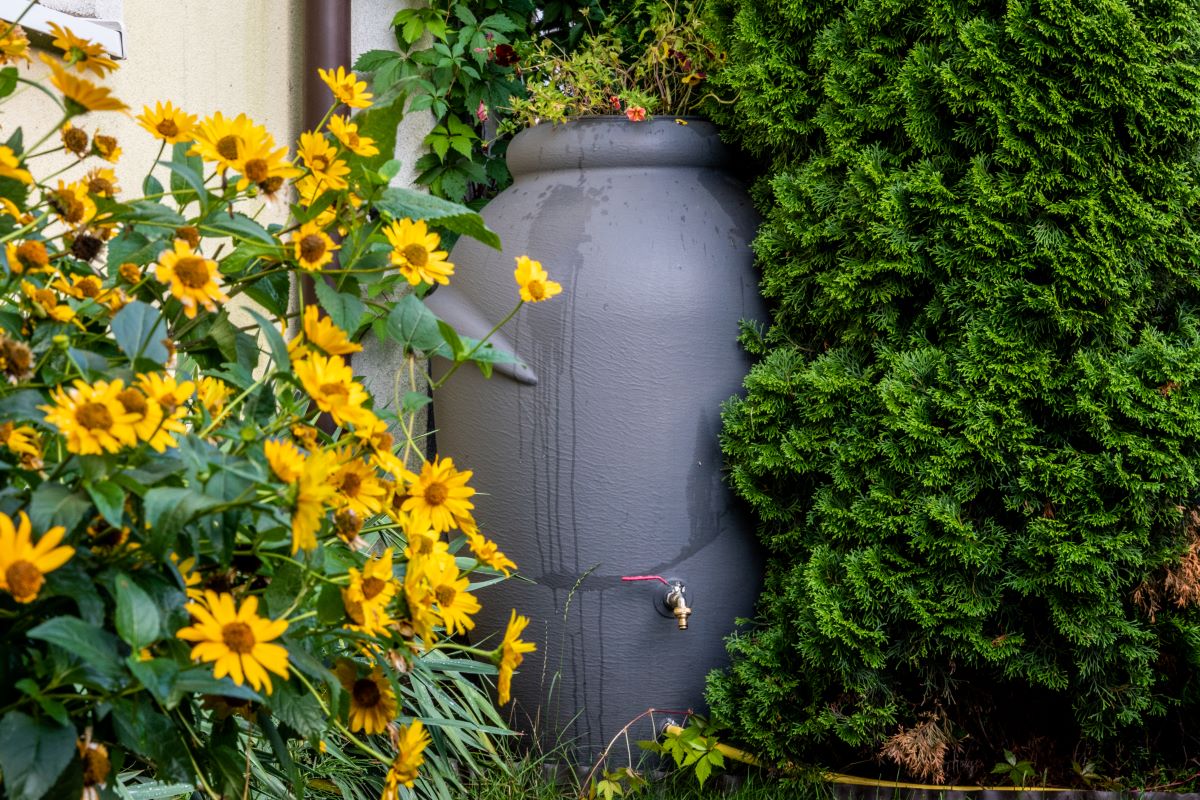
[357,0,724,203]
[0,18,558,800]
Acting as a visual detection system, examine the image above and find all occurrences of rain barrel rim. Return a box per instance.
[506,115,730,176]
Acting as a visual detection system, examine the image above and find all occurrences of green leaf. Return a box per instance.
[111,300,169,365]
[265,561,304,618]
[0,389,47,422]
[171,668,262,704]
[385,292,446,354]
[244,307,290,372]
[111,699,191,783]
[14,680,69,727]
[85,479,124,527]
[115,574,162,649]
[0,66,18,100]
[267,679,327,738]
[118,781,196,800]
[241,267,291,318]
[142,174,164,198]
[401,390,432,414]
[353,93,407,171]
[162,145,207,206]
[438,319,466,360]
[0,711,77,800]
[259,714,299,787]
[27,616,125,685]
[126,199,187,227]
[29,483,91,534]
[376,186,501,250]
[202,212,274,245]
[316,582,344,625]
[142,486,223,552]
[313,280,367,335]
[127,657,180,706]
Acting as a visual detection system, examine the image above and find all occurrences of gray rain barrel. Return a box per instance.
[427,116,765,761]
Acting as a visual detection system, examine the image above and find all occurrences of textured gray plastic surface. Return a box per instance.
[428,116,765,760]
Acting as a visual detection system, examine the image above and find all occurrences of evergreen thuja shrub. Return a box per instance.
[704,0,1200,781]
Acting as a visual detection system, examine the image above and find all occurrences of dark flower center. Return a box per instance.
[216,135,241,161]
[402,243,428,267]
[352,677,382,708]
[156,119,179,138]
[424,482,448,506]
[116,388,147,416]
[76,402,113,430]
[299,234,327,263]
[5,560,41,600]
[173,256,210,289]
[362,576,387,600]
[222,621,256,654]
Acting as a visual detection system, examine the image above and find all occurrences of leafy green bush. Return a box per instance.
[705,0,1200,782]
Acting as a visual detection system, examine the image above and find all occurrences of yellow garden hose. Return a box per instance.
[662,725,1068,792]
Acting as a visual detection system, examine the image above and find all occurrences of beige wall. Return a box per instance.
[2,0,304,226]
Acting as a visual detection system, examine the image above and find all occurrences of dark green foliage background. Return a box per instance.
[704,0,1200,776]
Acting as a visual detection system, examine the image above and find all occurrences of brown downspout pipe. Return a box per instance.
[303,0,351,432]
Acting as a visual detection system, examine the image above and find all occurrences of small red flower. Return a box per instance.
[609,95,622,110]
[493,44,519,67]
[625,106,647,123]
[476,101,488,123]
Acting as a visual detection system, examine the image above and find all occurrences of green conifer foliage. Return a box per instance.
[706,0,1200,775]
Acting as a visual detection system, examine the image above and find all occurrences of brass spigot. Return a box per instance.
[664,582,691,631]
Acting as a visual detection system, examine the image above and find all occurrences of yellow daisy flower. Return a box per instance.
[465,530,517,576]
[176,590,289,694]
[115,384,183,452]
[264,439,306,483]
[318,66,373,109]
[0,24,30,65]
[136,100,197,144]
[47,22,117,76]
[496,610,537,705]
[60,122,88,156]
[327,115,379,157]
[291,449,337,553]
[189,112,266,173]
[0,422,43,470]
[78,738,110,800]
[52,272,106,303]
[297,131,350,191]
[135,372,195,417]
[197,376,233,416]
[154,239,229,318]
[514,256,562,303]
[0,511,71,604]
[232,132,299,193]
[289,305,361,358]
[346,547,398,613]
[293,353,374,429]
[41,379,140,455]
[91,132,120,163]
[46,180,97,227]
[45,57,127,112]
[402,574,439,645]
[401,456,476,534]
[383,218,454,287]
[382,721,431,796]
[426,553,479,636]
[7,240,50,274]
[334,660,398,735]
[21,281,75,323]
[290,221,339,272]
[331,454,387,518]
[84,167,120,198]
[0,146,31,184]
[342,587,395,636]
[170,552,204,601]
